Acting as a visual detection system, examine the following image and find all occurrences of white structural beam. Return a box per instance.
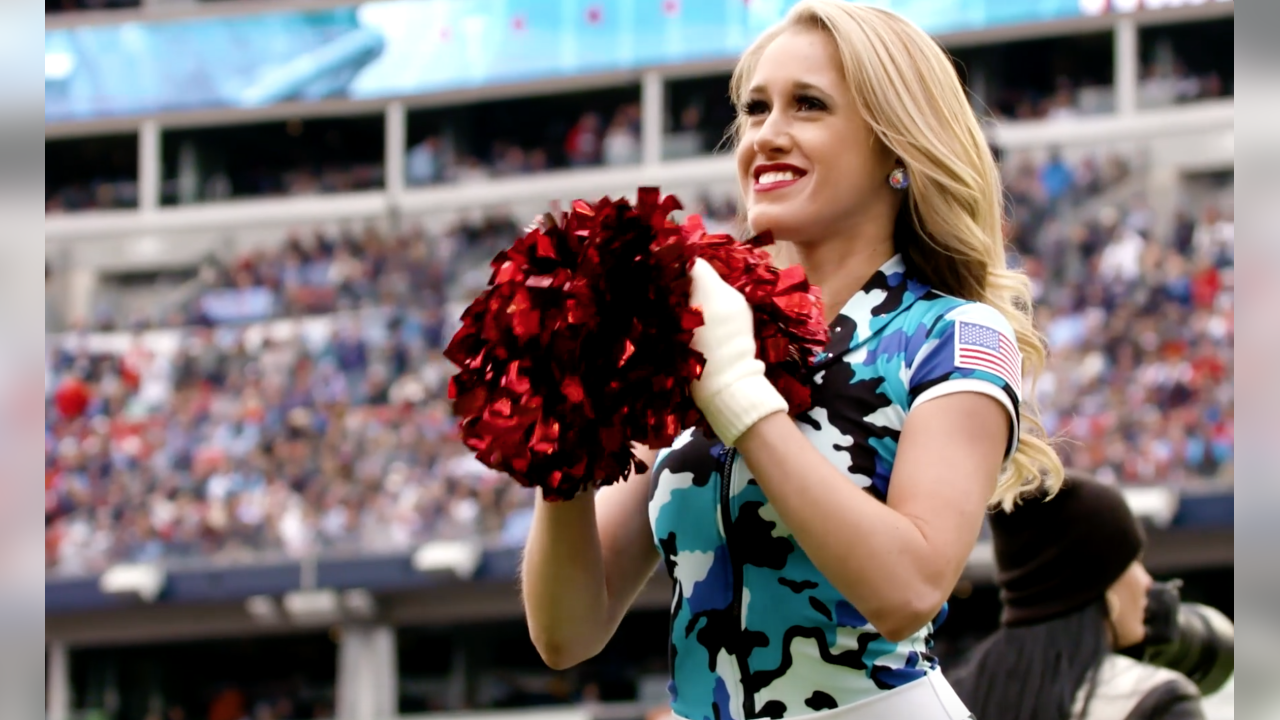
[1114,16,1140,116]
[138,119,161,214]
[46,641,70,720]
[65,266,100,327]
[336,624,397,720]
[641,70,665,167]
[385,101,407,203]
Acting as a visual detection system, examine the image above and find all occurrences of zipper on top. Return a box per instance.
[718,445,741,620]
[718,444,753,717]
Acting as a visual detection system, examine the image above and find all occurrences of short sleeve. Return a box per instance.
[907,302,1022,459]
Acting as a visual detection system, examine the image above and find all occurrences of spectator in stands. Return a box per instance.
[1040,147,1075,210]
[1097,207,1147,283]
[664,104,709,160]
[453,156,491,183]
[1192,203,1233,266]
[564,112,603,167]
[494,143,529,176]
[602,111,640,166]
[1045,85,1080,120]
[526,147,550,173]
[406,135,443,187]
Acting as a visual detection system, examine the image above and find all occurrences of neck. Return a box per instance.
[797,236,896,326]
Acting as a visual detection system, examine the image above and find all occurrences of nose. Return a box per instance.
[752,109,793,157]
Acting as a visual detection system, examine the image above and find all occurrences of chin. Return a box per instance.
[746,208,800,242]
[1119,626,1147,650]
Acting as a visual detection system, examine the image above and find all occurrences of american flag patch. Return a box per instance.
[955,321,1022,395]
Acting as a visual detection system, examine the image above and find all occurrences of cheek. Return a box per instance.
[738,170,753,204]
[1124,605,1147,642]
[818,143,878,196]
[1122,581,1147,625]
[735,141,755,192]
[1132,584,1150,619]
[1126,589,1146,622]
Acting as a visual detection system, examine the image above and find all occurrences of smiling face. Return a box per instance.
[735,27,899,247]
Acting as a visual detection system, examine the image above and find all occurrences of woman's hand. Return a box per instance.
[687,259,788,446]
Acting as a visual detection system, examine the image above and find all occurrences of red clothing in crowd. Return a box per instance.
[1190,266,1220,309]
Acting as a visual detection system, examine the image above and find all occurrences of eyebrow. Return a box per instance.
[745,80,835,99]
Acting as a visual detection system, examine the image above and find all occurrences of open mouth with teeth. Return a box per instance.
[753,164,807,192]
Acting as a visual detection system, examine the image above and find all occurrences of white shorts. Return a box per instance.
[673,672,974,720]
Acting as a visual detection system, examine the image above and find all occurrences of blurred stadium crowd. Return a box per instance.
[44,147,1234,575]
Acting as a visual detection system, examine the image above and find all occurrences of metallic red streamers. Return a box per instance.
[444,187,827,501]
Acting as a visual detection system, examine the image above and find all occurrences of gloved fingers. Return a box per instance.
[688,258,735,307]
[689,257,724,284]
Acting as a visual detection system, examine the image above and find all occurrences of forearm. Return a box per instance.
[736,414,948,638]
[520,489,610,667]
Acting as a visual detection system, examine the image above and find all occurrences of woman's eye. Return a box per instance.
[742,99,769,117]
[796,94,827,112]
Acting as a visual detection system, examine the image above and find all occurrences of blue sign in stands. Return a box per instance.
[46,0,1090,123]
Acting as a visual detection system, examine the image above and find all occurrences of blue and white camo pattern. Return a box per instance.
[647,254,1021,720]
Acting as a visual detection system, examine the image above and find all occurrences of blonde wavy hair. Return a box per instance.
[730,0,1063,511]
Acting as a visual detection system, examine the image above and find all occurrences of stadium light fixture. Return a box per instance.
[244,594,283,625]
[1122,486,1181,529]
[282,588,344,626]
[98,563,167,603]
[411,539,484,580]
[247,589,379,625]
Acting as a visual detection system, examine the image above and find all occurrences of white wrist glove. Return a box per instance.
[688,258,788,446]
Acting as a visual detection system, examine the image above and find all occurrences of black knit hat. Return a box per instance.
[990,471,1145,627]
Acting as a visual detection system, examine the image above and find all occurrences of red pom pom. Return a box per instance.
[445,188,827,501]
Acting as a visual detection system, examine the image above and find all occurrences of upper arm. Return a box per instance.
[595,444,661,627]
[887,392,1007,586]
[887,304,1021,586]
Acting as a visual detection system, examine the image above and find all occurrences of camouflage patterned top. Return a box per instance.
[647,254,1022,720]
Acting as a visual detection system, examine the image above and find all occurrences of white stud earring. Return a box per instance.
[888,167,910,190]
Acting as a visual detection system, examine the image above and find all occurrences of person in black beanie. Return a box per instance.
[949,471,1206,720]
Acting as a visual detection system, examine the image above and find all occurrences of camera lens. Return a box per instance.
[1145,602,1235,697]
[1144,580,1183,647]
[1138,580,1235,696]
